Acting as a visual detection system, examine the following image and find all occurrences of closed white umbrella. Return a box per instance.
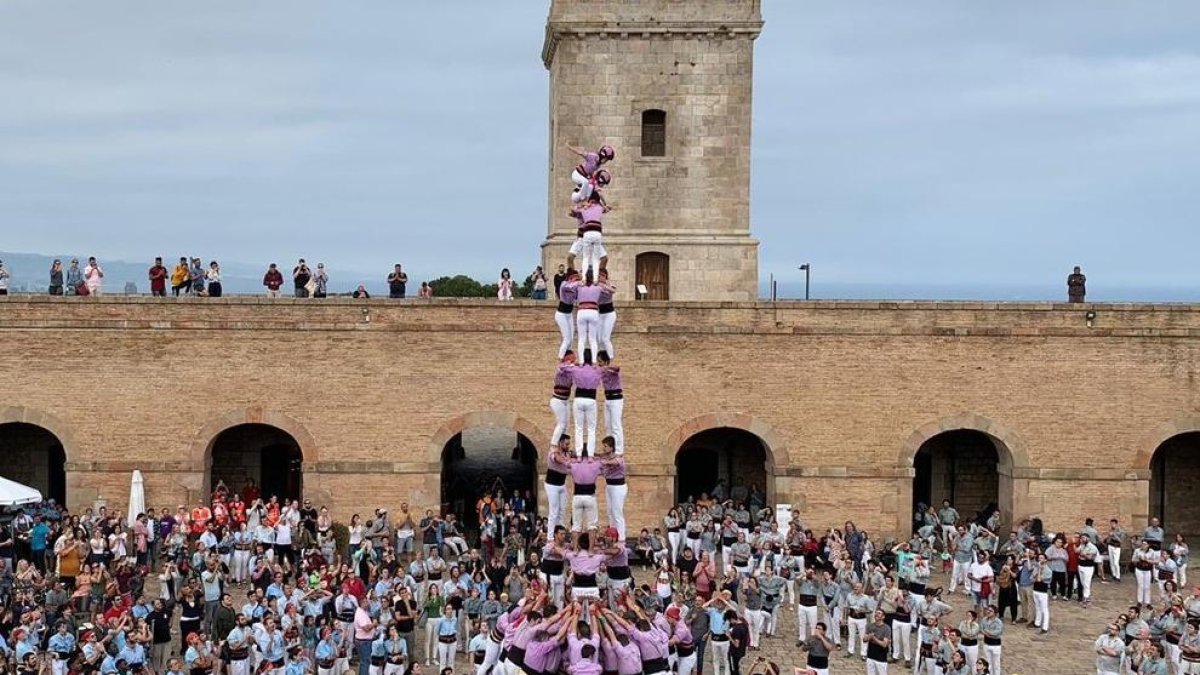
[128,470,146,527]
[0,475,42,506]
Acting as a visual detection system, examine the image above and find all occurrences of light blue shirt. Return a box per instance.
[706,608,728,636]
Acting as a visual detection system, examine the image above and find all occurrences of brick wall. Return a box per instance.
[2,296,1200,538]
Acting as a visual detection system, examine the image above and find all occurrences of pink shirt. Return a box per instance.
[603,457,626,480]
[547,451,571,474]
[576,285,602,305]
[558,281,578,306]
[600,366,622,391]
[554,365,574,392]
[573,203,605,226]
[353,606,375,640]
[571,364,602,390]
[672,621,694,647]
[577,152,600,175]
[568,634,600,663]
[611,638,642,675]
[598,285,614,305]
[569,459,605,487]
[631,626,669,661]
[524,636,561,673]
[569,661,603,675]
[565,549,607,575]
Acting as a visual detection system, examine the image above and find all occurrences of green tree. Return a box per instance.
[427,275,495,298]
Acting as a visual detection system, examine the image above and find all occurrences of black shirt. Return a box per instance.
[553,273,566,296]
[729,623,749,657]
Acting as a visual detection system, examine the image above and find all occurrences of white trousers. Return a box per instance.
[571,169,593,203]
[984,644,1001,675]
[1180,563,1189,587]
[544,482,568,536]
[825,606,843,645]
[963,643,979,668]
[576,308,601,360]
[232,549,251,582]
[436,640,456,670]
[1033,590,1050,630]
[569,231,607,277]
[550,397,570,447]
[668,531,682,562]
[604,397,625,454]
[797,605,818,641]
[1108,545,1123,580]
[51,657,69,675]
[891,620,913,661]
[744,608,766,648]
[573,397,597,454]
[950,560,969,592]
[676,652,697,675]
[476,637,502,675]
[1079,564,1095,600]
[554,311,574,358]
[599,310,616,357]
[867,660,888,675]
[572,494,598,532]
[548,573,566,607]
[848,617,868,657]
[1136,569,1153,605]
[709,639,730,675]
[606,483,627,540]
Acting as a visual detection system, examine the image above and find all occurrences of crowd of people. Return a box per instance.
[0,259,560,303]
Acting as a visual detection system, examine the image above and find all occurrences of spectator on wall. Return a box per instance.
[263,263,284,298]
[171,257,191,296]
[388,264,408,299]
[49,259,64,296]
[148,257,168,297]
[419,282,433,298]
[293,259,312,298]
[83,257,104,296]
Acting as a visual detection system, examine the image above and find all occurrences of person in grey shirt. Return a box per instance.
[805,621,838,673]
[1105,518,1128,582]
[1080,518,1101,546]
[1145,517,1166,551]
[688,595,710,674]
[1045,537,1070,600]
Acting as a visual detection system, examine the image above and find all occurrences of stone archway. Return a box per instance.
[0,423,67,504]
[429,412,548,531]
[192,407,318,502]
[664,412,783,509]
[1147,432,1200,540]
[0,407,78,507]
[900,414,1029,537]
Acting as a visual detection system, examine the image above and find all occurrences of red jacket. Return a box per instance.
[263,269,284,290]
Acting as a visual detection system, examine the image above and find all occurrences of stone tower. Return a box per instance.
[541,0,763,301]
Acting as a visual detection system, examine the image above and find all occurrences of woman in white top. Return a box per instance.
[205,262,223,298]
[349,514,366,560]
[497,269,514,301]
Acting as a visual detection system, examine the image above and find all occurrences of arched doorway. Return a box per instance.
[440,426,539,539]
[1149,432,1200,539]
[912,429,1011,531]
[208,424,303,503]
[0,423,66,504]
[675,427,770,509]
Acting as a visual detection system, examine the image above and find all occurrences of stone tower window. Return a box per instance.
[641,109,667,157]
[636,252,670,300]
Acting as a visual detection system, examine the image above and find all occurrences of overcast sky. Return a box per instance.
[2,1,1199,292]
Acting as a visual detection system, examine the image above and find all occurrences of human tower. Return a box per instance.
[542,142,628,543]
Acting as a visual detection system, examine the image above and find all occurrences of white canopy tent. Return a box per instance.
[0,475,43,507]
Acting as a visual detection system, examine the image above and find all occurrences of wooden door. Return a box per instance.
[636,252,670,300]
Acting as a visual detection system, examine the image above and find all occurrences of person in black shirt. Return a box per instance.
[552,264,567,298]
[293,259,312,298]
[728,612,750,675]
[300,501,319,538]
[388,265,408,299]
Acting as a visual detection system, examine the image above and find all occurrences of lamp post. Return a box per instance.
[798,263,810,300]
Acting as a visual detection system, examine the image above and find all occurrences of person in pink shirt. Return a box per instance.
[522,608,572,675]
[566,455,605,533]
[566,144,614,204]
[602,606,671,675]
[543,437,573,538]
[598,611,643,675]
[597,268,618,358]
[567,604,601,664]
[598,354,625,455]
[567,198,609,279]
[550,353,576,450]
[569,360,602,455]
[574,270,606,365]
[664,605,696,675]
[555,270,580,359]
[554,532,607,600]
